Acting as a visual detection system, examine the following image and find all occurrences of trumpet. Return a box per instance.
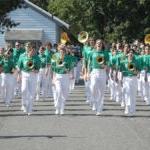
[78,31,89,43]
[96,56,105,64]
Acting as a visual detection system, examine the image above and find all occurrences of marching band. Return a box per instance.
[0,35,150,116]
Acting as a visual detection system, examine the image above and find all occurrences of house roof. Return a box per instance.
[24,0,69,29]
[5,29,43,41]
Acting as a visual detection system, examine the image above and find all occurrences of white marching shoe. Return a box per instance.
[55,109,59,115]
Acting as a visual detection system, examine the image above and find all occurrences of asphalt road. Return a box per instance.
[0,82,150,150]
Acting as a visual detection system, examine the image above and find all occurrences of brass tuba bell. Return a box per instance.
[128,63,135,71]
[96,56,105,65]
[78,31,89,43]
[26,59,34,70]
[144,34,150,44]
[60,32,70,44]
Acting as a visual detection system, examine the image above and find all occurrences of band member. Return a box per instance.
[13,42,25,97]
[119,50,140,115]
[44,41,54,97]
[74,45,82,84]
[108,43,119,102]
[116,42,123,54]
[137,48,145,96]
[0,48,4,97]
[51,43,73,115]
[36,46,51,100]
[13,42,25,65]
[82,38,95,104]
[88,39,109,115]
[66,46,78,92]
[140,45,150,105]
[0,48,15,106]
[117,44,130,107]
[17,42,40,115]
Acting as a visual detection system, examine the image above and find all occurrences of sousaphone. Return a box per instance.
[60,32,70,44]
[144,34,150,44]
[78,31,89,43]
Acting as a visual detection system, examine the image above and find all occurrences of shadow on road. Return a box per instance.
[0,113,149,118]
[0,135,67,139]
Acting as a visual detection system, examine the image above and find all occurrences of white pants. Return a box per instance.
[14,74,21,97]
[90,69,106,113]
[108,70,121,102]
[69,68,76,92]
[139,71,148,102]
[109,78,117,100]
[75,61,82,83]
[21,71,37,113]
[137,77,141,94]
[45,68,53,97]
[54,73,70,112]
[123,76,137,114]
[84,78,92,103]
[142,73,150,104]
[36,68,51,99]
[1,73,15,105]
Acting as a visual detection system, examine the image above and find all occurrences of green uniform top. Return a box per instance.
[13,48,25,67]
[140,54,150,73]
[17,53,41,72]
[108,52,119,69]
[0,55,3,64]
[70,54,78,68]
[82,45,92,68]
[117,52,128,66]
[0,57,15,73]
[51,52,73,74]
[88,49,109,70]
[119,57,140,77]
[117,49,123,54]
[133,51,140,60]
[87,50,94,72]
[44,48,54,65]
[38,53,49,68]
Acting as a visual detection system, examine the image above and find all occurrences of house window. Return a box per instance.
[6,40,42,50]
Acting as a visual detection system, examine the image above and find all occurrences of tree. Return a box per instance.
[30,0,49,10]
[47,0,150,42]
[0,0,22,33]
